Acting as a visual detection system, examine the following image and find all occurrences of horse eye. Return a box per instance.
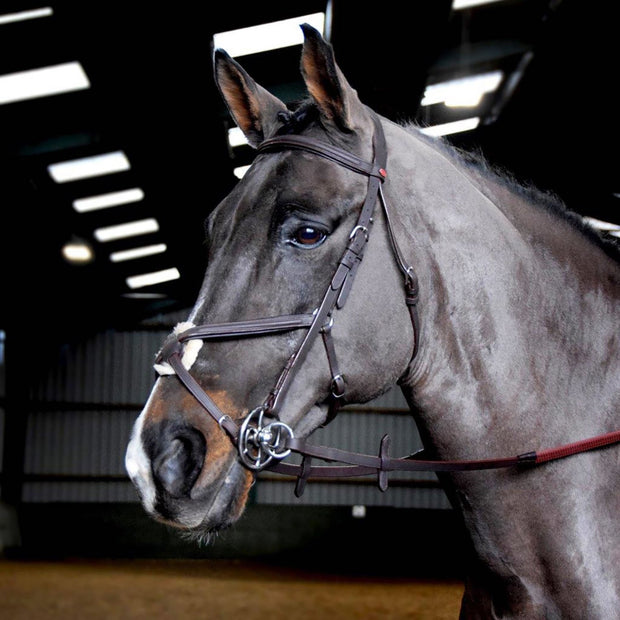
[292,226,327,248]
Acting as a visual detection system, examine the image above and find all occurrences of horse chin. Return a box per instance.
[155,457,254,540]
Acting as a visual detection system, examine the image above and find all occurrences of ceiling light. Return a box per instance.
[126,268,181,289]
[0,7,53,25]
[228,127,248,148]
[121,292,167,299]
[213,12,325,57]
[233,165,251,179]
[452,0,506,9]
[0,61,89,105]
[422,71,503,108]
[110,244,167,263]
[420,117,480,137]
[73,188,144,213]
[94,218,159,242]
[48,151,130,183]
[583,216,620,232]
[62,240,94,264]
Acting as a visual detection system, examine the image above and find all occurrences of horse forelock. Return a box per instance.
[274,99,319,135]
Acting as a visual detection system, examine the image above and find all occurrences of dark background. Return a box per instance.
[1,0,617,339]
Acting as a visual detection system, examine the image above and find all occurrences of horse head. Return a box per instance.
[125,25,416,536]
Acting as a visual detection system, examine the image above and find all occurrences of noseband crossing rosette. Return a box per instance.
[156,111,620,496]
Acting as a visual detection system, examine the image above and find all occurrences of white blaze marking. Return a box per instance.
[125,385,160,513]
[126,321,206,513]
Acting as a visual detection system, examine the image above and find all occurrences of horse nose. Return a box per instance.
[151,426,206,498]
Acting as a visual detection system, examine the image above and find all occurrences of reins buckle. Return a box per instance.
[238,407,294,471]
[349,225,369,242]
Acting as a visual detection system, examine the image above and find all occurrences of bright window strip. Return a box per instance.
[110,243,167,263]
[0,61,90,105]
[213,12,325,57]
[73,188,145,213]
[233,165,251,179]
[422,71,503,108]
[583,217,620,232]
[126,268,181,289]
[420,117,480,137]
[228,127,248,147]
[94,218,159,242]
[0,7,53,25]
[62,241,93,263]
[452,0,505,9]
[48,151,130,183]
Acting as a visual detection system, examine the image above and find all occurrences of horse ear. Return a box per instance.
[300,24,365,132]
[214,49,288,148]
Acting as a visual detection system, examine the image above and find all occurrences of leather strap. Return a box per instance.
[265,429,620,494]
[258,134,387,180]
[260,113,395,417]
[179,314,315,342]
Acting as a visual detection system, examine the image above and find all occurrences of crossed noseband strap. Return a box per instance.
[156,111,420,472]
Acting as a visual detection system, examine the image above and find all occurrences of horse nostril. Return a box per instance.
[152,428,206,498]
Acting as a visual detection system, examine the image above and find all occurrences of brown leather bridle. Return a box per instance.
[156,111,620,497]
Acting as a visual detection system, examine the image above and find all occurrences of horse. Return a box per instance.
[125,25,620,618]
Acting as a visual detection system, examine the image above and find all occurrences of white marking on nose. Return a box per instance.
[153,321,203,376]
[125,382,161,513]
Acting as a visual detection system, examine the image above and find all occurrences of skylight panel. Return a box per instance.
[126,268,181,289]
[110,244,167,263]
[48,151,130,183]
[0,62,90,105]
[73,188,145,213]
[420,117,480,137]
[62,240,94,264]
[94,218,159,242]
[583,217,620,232]
[213,12,325,57]
[0,7,53,25]
[452,0,506,9]
[422,71,503,108]
[233,165,251,179]
[228,127,248,148]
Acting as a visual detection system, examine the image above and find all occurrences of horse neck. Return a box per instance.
[387,124,620,460]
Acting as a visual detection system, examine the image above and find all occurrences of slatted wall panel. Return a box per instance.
[0,329,6,496]
[29,330,166,405]
[22,409,138,502]
[21,326,169,503]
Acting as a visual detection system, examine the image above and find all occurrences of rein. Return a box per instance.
[156,112,620,497]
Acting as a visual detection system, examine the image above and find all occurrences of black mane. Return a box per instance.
[411,124,620,265]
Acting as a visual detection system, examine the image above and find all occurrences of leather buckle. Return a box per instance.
[331,374,345,399]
